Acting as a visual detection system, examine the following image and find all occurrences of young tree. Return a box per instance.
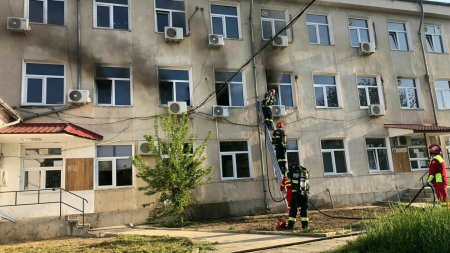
[132,114,212,224]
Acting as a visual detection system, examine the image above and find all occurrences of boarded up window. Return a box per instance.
[65,158,93,191]
[392,148,411,173]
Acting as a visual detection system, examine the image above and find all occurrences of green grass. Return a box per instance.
[335,206,450,253]
[0,234,215,253]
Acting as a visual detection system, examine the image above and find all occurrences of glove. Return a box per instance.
[423,181,431,187]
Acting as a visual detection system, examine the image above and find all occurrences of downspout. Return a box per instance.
[249,0,269,210]
[418,0,438,125]
[77,0,81,90]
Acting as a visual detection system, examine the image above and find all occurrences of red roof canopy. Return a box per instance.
[384,124,450,133]
[0,123,103,141]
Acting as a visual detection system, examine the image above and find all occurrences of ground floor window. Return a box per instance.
[408,138,428,170]
[321,139,348,175]
[220,141,250,179]
[96,145,133,187]
[286,140,300,168]
[366,138,390,172]
[22,148,62,190]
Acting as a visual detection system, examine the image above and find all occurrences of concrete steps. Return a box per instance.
[67,214,90,237]
[400,187,449,203]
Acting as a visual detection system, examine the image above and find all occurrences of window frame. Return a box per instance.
[313,74,340,108]
[267,73,295,108]
[348,17,371,48]
[25,0,66,25]
[435,80,450,109]
[21,60,66,106]
[365,137,393,173]
[407,138,428,171]
[157,67,192,106]
[286,139,301,169]
[219,141,252,180]
[154,0,186,33]
[95,144,134,189]
[356,75,383,108]
[260,8,287,40]
[425,24,444,54]
[93,0,130,30]
[321,139,350,176]
[210,1,242,39]
[397,77,421,109]
[214,70,246,107]
[306,13,333,46]
[388,21,410,51]
[95,66,133,107]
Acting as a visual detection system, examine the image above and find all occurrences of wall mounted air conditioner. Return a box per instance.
[272,105,286,117]
[212,105,229,118]
[272,35,288,47]
[68,89,91,103]
[164,26,183,42]
[395,136,407,146]
[167,101,187,114]
[137,140,152,155]
[368,104,385,117]
[7,17,30,31]
[208,34,224,47]
[359,42,375,55]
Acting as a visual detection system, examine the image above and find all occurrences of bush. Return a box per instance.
[336,206,450,253]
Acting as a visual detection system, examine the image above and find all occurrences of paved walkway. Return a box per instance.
[91,226,358,252]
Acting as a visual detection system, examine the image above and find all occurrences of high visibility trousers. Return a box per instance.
[286,191,309,229]
[275,148,287,174]
[262,106,273,127]
[433,182,448,202]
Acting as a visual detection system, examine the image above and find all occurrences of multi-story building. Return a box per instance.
[1,0,450,224]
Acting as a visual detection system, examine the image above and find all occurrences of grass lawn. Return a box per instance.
[0,234,215,253]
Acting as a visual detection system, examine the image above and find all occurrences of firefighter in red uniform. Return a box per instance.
[426,144,448,202]
[262,89,276,130]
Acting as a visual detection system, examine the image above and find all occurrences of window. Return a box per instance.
[96,145,133,187]
[397,78,419,109]
[261,9,286,40]
[366,139,390,172]
[94,0,129,30]
[286,140,300,168]
[155,0,186,33]
[22,148,62,190]
[425,25,444,53]
[321,140,348,175]
[158,68,191,106]
[408,138,428,170]
[211,4,240,39]
[267,73,294,107]
[306,14,331,45]
[357,76,380,107]
[313,75,338,108]
[435,80,450,109]
[349,18,370,47]
[96,67,131,106]
[220,141,250,179]
[215,71,244,107]
[388,22,409,51]
[28,0,65,25]
[23,62,65,106]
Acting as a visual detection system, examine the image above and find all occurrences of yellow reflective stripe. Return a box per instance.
[278,159,287,162]
[434,155,444,163]
[288,217,296,221]
[427,175,435,182]
[292,190,297,192]
[292,180,299,183]
[436,173,443,183]
[300,217,309,221]
[285,184,291,187]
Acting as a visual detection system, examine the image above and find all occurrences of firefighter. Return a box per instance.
[262,89,276,130]
[426,144,448,202]
[273,121,287,174]
[286,164,310,230]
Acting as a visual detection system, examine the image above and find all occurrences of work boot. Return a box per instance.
[286,220,295,230]
[301,221,309,230]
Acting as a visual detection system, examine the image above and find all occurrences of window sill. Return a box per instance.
[369,170,394,175]
[29,22,66,27]
[95,104,133,107]
[323,173,352,178]
[400,108,424,111]
[221,177,254,182]
[316,107,343,110]
[20,104,66,108]
[95,185,134,190]
[426,52,447,55]
[93,27,131,32]
[391,49,413,53]
[308,43,334,47]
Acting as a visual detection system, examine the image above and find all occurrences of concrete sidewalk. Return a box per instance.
[90,226,358,252]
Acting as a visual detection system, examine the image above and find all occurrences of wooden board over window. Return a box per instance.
[65,158,93,191]
[392,148,410,173]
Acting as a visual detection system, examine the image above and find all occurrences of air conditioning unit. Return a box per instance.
[272,35,288,47]
[137,140,152,155]
[212,105,229,118]
[208,34,224,47]
[272,105,286,117]
[7,17,30,31]
[167,101,187,114]
[368,104,385,117]
[359,42,375,55]
[395,136,407,146]
[164,26,183,42]
[68,89,91,103]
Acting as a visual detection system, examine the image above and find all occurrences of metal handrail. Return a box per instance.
[0,188,88,225]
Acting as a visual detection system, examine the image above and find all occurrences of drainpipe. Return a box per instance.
[77,0,81,90]
[418,0,438,125]
[250,0,268,210]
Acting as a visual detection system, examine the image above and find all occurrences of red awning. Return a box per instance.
[384,124,450,133]
[0,123,103,141]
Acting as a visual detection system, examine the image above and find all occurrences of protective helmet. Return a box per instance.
[269,88,276,94]
[276,218,287,229]
[428,144,442,155]
[277,122,284,129]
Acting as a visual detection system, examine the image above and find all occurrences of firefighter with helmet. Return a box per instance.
[285,164,310,230]
[273,121,287,174]
[426,144,448,202]
[262,89,276,130]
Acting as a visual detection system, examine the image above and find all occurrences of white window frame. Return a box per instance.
[388,21,409,51]
[348,17,371,47]
[313,74,340,108]
[154,0,186,33]
[21,146,64,190]
[219,141,252,180]
[95,66,133,106]
[306,13,332,45]
[93,0,130,30]
[365,138,393,173]
[397,77,421,109]
[157,67,192,106]
[425,24,444,53]
[435,80,450,109]
[95,144,134,189]
[25,0,66,25]
[267,73,294,108]
[356,75,382,108]
[214,70,246,107]
[22,61,66,106]
[408,138,428,171]
[260,9,287,40]
[286,139,301,168]
[210,2,242,39]
[321,139,349,175]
